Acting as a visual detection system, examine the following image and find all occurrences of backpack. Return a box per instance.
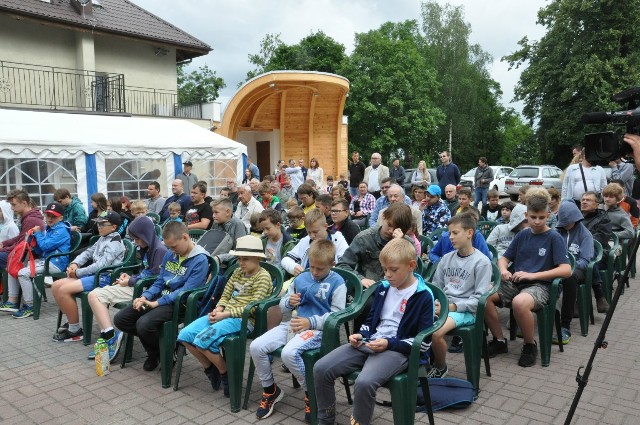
[415,377,477,412]
[7,236,36,279]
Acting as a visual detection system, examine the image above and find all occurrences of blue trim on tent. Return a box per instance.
[242,153,248,176]
[85,154,98,213]
[174,154,183,178]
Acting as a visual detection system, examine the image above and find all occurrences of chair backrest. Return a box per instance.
[223,261,284,297]
[487,244,498,264]
[69,230,82,252]
[418,235,434,257]
[477,220,498,240]
[593,240,604,264]
[146,212,161,224]
[428,227,446,242]
[122,239,137,265]
[189,229,207,243]
[415,256,424,276]
[568,252,576,272]
[332,267,363,307]
[154,224,162,238]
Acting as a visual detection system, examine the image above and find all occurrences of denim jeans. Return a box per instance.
[474,187,489,210]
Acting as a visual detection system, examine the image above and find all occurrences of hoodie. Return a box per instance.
[72,231,126,279]
[1,208,45,252]
[32,220,72,271]
[0,200,19,243]
[126,216,168,286]
[605,204,634,241]
[487,203,527,257]
[64,197,88,228]
[142,244,210,306]
[555,200,593,271]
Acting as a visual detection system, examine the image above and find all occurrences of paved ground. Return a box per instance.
[0,270,639,425]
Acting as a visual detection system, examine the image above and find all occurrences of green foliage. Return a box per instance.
[504,0,640,166]
[499,108,539,166]
[177,64,225,105]
[245,33,285,82]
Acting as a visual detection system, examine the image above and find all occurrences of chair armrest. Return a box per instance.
[474,280,501,333]
[132,276,155,298]
[183,288,208,325]
[88,262,140,290]
[549,278,562,308]
[42,250,74,274]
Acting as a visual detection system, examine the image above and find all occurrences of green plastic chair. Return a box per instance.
[487,244,499,265]
[418,234,434,257]
[146,212,161,224]
[55,238,137,345]
[172,261,284,413]
[477,220,498,240]
[241,268,363,420]
[576,240,603,337]
[427,227,446,242]
[188,229,207,243]
[15,230,81,320]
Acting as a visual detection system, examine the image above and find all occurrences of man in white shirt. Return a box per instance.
[363,153,389,199]
[284,159,304,192]
[233,185,264,231]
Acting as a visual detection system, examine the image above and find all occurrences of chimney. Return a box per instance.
[71,0,93,19]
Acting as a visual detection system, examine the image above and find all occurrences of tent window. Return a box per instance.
[0,158,77,209]
[106,158,166,200]
[198,159,238,196]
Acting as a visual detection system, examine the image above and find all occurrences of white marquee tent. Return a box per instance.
[0,108,246,210]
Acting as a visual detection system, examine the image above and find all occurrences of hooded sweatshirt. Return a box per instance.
[32,220,72,271]
[1,208,45,252]
[126,216,168,286]
[0,200,19,243]
[141,244,210,306]
[555,200,593,271]
[64,197,88,228]
[487,203,527,257]
[72,231,126,279]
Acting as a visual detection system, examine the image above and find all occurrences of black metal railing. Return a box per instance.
[0,60,204,119]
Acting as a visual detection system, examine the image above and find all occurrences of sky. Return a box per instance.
[132,0,549,115]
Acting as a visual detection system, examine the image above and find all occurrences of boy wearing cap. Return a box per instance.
[52,211,126,342]
[1,202,72,319]
[177,160,198,193]
[422,184,452,235]
[177,235,272,396]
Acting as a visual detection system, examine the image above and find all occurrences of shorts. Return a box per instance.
[498,279,550,311]
[91,285,134,306]
[80,274,112,291]
[449,311,476,327]
[177,315,248,354]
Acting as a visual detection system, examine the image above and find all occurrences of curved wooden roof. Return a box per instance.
[219,71,350,178]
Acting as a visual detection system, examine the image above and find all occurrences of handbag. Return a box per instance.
[7,234,36,279]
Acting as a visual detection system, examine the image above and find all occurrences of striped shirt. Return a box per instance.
[217,267,272,325]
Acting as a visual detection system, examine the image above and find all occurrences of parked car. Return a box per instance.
[403,168,438,193]
[504,165,563,201]
[459,166,514,195]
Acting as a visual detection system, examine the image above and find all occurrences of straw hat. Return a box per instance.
[229,235,267,258]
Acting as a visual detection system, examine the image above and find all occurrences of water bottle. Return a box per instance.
[94,338,110,376]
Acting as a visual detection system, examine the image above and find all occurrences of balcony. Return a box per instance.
[0,60,203,119]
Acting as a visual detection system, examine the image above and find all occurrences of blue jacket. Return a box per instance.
[142,244,210,306]
[32,221,72,271]
[428,230,492,264]
[359,274,435,363]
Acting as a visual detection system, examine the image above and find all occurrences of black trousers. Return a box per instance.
[114,304,174,358]
[560,268,586,328]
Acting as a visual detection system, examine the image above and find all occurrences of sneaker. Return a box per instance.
[596,297,610,314]
[87,350,96,360]
[256,385,284,419]
[553,328,571,345]
[52,328,83,343]
[12,305,33,319]
[204,365,221,391]
[425,365,448,379]
[304,394,311,423]
[448,335,464,353]
[518,341,538,367]
[0,301,19,313]
[221,373,229,398]
[487,338,508,358]
[143,355,159,371]
[107,330,123,362]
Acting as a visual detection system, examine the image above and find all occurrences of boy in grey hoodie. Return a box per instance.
[0,200,19,243]
[555,201,594,344]
[602,183,634,242]
[487,204,529,257]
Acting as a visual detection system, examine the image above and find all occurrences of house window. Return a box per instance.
[105,158,167,200]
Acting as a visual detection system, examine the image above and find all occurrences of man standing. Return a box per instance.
[364,153,390,199]
[436,151,461,194]
[610,158,635,196]
[348,151,366,199]
[389,159,405,186]
[247,157,260,181]
[177,161,198,193]
[234,185,265,232]
[285,159,304,192]
[145,181,165,215]
[422,184,452,235]
[298,159,308,181]
[474,157,494,209]
[444,184,460,217]
[159,180,191,222]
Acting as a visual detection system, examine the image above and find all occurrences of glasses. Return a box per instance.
[98,222,113,228]
[330,209,347,214]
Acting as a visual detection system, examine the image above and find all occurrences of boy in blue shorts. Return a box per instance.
[177,235,272,396]
[250,239,346,422]
[313,238,435,425]
[427,213,492,378]
[484,188,571,367]
[52,211,125,342]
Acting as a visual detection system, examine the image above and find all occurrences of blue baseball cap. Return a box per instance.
[426,185,442,197]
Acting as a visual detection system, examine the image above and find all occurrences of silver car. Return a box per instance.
[504,165,563,201]
[459,165,514,195]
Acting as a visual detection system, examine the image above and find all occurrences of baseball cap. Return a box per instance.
[426,185,442,197]
[44,202,64,217]
[183,160,193,166]
[93,210,122,226]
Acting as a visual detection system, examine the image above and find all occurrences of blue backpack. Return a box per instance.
[416,377,477,412]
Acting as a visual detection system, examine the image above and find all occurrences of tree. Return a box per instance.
[245,33,285,82]
[504,0,640,165]
[499,108,539,166]
[340,21,445,162]
[177,64,225,105]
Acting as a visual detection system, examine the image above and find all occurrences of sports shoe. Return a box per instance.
[0,301,19,313]
[486,338,508,358]
[12,305,33,319]
[596,297,610,314]
[87,350,96,360]
[425,365,448,379]
[204,364,221,391]
[518,341,538,367]
[256,385,283,419]
[58,322,69,333]
[107,330,123,362]
[553,327,571,345]
[304,394,311,423]
[221,373,229,398]
[448,335,464,353]
[52,328,83,343]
